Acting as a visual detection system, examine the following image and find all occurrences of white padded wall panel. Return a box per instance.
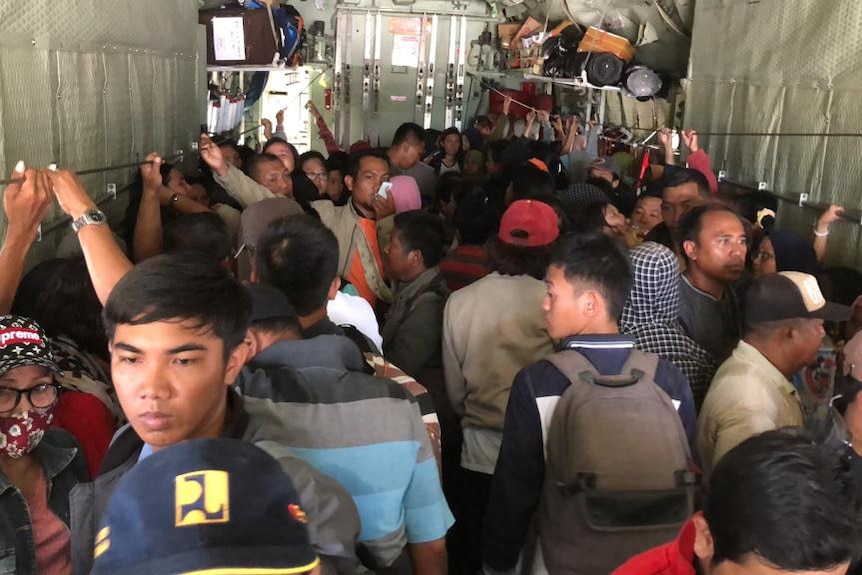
[0,0,201,266]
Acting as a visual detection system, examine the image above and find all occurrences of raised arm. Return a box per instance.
[659,128,675,166]
[682,130,719,194]
[132,153,166,262]
[814,205,844,264]
[307,102,341,155]
[200,133,274,208]
[538,110,554,143]
[561,116,580,155]
[490,96,511,142]
[0,163,53,313]
[48,169,133,306]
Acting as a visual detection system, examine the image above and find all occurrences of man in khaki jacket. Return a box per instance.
[312,150,396,307]
[698,272,850,476]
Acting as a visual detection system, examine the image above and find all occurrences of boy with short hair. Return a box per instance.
[482,233,697,574]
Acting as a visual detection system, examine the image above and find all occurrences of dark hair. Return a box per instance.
[250,316,303,339]
[549,233,633,321]
[245,153,283,182]
[487,237,554,280]
[678,203,745,263]
[662,167,711,199]
[299,150,327,171]
[440,127,461,145]
[216,138,240,160]
[577,201,613,235]
[453,192,493,245]
[348,149,390,180]
[31,257,108,359]
[486,140,509,165]
[164,213,232,262]
[391,122,426,147]
[437,173,469,206]
[159,162,175,187]
[511,161,555,202]
[526,142,566,190]
[237,145,257,165]
[473,115,493,130]
[833,373,862,417]
[103,253,250,355]
[326,151,349,174]
[393,211,447,268]
[256,216,339,316]
[705,430,862,570]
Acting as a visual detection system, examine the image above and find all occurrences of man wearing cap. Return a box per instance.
[443,199,558,574]
[91,438,321,575]
[698,271,851,477]
[588,156,637,216]
[235,197,305,281]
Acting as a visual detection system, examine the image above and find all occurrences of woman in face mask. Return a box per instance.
[0,315,88,574]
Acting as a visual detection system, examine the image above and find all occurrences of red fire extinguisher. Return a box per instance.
[324,88,332,110]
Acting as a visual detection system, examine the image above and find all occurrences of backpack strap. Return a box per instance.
[545,349,601,387]
[546,348,657,388]
[616,349,660,386]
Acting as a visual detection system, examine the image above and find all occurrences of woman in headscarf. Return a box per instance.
[461,150,486,187]
[751,229,820,278]
[621,242,717,411]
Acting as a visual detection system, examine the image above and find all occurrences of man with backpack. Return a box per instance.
[482,233,698,575]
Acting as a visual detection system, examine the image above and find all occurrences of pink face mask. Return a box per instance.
[0,410,53,459]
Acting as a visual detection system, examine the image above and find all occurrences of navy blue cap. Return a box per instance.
[91,438,319,575]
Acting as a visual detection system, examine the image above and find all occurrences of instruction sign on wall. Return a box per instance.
[212,17,246,61]
[392,34,420,67]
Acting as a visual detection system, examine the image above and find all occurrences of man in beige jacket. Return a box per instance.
[698,272,850,476]
[442,199,558,574]
[311,150,396,307]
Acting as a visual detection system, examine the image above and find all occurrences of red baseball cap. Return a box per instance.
[498,199,560,247]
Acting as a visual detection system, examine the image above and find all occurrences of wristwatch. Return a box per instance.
[71,208,107,233]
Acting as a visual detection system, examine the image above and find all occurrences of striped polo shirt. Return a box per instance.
[235,336,454,567]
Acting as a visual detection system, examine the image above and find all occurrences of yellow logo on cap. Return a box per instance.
[175,470,230,527]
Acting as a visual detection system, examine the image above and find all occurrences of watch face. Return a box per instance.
[87,209,107,223]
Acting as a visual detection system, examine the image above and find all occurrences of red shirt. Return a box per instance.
[52,391,116,477]
[686,150,719,195]
[612,518,698,575]
[439,245,491,292]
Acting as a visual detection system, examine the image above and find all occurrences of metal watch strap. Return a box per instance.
[71,209,106,233]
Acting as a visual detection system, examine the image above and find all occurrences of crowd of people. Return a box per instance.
[3,96,862,575]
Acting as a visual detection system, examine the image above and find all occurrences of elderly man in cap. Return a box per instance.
[698,271,851,476]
